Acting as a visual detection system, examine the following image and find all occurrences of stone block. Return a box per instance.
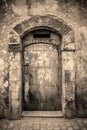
[65,82,75,99]
[64,87,75,117]
[63,43,76,51]
[9,52,21,62]
[62,31,74,43]
[22,19,31,30]
[9,60,21,70]
[62,30,75,51]
[62,51,75,70]
[0,58,4,66]
[62,51,75,118]
[9,69,22,81]
[68,127,73,130]
[14,23,24,35]
[65,70,75,82]
[8,44,22,52]
[9,99,21,119]
[54,128,60,130]
[33,124,40,130]
[9,80,21,100]
[9,31,20,44]
[9,90,20,100]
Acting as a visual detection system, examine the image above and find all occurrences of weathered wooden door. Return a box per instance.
[24,43,61,111]
[22,30,62,111]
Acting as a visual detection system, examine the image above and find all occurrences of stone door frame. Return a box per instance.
[8,15,76,119]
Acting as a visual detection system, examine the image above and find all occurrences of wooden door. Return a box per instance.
[23,43,61,111]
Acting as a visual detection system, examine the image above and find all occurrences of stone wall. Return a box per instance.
[0,0,87,118]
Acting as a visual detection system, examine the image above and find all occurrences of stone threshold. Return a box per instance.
[22,111,63,117]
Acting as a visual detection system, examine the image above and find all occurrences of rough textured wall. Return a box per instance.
[0,0,87,118]
[76,27,87,117]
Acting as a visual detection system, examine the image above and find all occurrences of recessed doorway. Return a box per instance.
[8,15,75,119]
[22,29,62,112]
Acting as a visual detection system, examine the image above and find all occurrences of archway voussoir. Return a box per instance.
[9,30,21,44]
[63,31,74,43]
[22,19,31,30]
[14,23,25,36]
[14,15,73,37]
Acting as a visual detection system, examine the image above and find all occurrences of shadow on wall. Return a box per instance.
[0,0,14,14]
[76,77,87,117]
[76,27,87,117]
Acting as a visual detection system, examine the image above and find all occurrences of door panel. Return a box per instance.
[23,44,61,111]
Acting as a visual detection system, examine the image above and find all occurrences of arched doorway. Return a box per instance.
[22,29,62,111]
[8,15,75,119]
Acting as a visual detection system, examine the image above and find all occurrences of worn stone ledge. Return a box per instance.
[8,44,22,52]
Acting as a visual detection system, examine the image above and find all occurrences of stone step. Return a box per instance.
[22,111,63,117]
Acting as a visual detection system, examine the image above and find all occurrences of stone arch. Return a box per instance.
[8,15,76,119]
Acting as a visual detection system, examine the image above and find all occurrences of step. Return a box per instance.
[22,111,63,117]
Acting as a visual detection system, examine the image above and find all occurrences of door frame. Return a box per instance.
[8,15,76,119]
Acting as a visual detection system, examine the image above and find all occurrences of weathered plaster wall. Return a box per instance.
[76,27,87,117]
[0,0,87,118]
